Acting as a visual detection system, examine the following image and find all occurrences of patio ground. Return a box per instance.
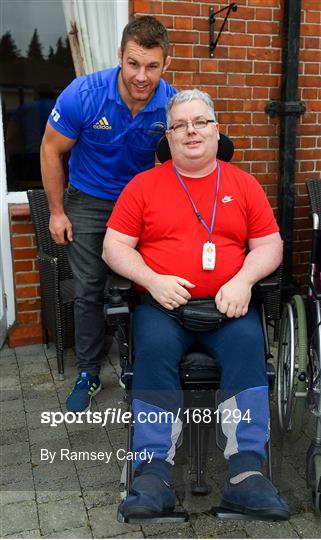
[0,340,320,539]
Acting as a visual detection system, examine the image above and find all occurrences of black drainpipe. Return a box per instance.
[265,0,305,296]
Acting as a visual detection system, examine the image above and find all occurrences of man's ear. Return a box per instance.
[162,56,171,74]
[118,47,123,67]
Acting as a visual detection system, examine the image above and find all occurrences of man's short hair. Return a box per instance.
[121,16,169,58]
[166,89,217,129]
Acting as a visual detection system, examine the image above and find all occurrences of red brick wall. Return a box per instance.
[8,0,321,345]
[8,205,42,346]
[132,0,321,287]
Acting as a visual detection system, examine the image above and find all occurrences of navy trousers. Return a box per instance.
[131,304,269,471]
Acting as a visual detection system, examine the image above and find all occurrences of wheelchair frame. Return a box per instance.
[104,271,282,523]
[277,179,321,515]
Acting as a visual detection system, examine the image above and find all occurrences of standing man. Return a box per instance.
[40,16,175,412]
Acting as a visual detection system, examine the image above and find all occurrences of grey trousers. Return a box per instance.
[65,185,114,376]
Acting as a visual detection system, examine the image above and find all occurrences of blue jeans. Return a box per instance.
[65,185,114,375]
[131,304,269,470]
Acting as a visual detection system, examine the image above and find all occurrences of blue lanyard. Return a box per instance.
[173,161,221,243]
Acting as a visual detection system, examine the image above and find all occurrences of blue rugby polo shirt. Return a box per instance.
[48,66,176,200]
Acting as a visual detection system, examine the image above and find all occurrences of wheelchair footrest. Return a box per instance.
[117,509,189,524]
[211,506,280,521]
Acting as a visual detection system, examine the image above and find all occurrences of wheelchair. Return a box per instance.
[104,270,282,524]
[276,178,321,515]
[103,133,284,523]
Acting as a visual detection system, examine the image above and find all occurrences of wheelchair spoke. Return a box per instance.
[277,296,308,435]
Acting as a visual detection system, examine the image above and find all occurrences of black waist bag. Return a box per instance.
[139,295,227,331]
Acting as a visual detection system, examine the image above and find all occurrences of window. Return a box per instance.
[0,0,75,191]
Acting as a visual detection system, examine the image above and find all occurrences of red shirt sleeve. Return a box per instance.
[107,175,144,238]
[246,175,279,239]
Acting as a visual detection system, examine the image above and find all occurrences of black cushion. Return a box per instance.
[156,133,234,164]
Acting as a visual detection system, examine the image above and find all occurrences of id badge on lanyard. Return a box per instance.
[202,242,216,270]
[174,162,221,272]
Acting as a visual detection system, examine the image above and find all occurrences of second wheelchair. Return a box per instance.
[277,179,321,515]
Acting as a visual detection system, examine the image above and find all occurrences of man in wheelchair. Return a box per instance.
[102,89,290,521]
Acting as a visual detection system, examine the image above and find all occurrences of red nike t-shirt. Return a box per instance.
[107,159,279,297]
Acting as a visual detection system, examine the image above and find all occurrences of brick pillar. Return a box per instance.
[8,204,42,347]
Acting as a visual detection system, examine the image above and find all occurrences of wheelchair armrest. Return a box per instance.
[254,275,279,293]
[108,272,132,293]
[104,275,132,328]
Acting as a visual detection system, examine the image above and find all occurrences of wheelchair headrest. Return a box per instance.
[156,132,234,164]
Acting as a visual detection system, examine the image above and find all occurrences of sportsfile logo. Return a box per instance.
[93,116,112,130]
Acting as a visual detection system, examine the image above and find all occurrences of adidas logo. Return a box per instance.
[93,116,112,130]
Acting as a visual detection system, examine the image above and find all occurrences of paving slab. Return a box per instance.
[0,441,31,467]
[32,460,78,485]
[140,518,193,538]
[28,423,68,445]
[0,398,24,413]
[30,439,72,465]
[0,462,33,489]
[22,384,58,400]
[0,345,16,358]
[0,490,35,505]
[69,427,109,446]
[82,484,120,509]
[0,409,26,431]
[45,526,93,538]
[77,460,120,490]
[0,364,19,378]
[19,362,51,378]
[38,496,88,535]
[189,512,247,538]
[0,374,21,391]
[244,519,300,538]
[15,344,47,357]
[88,504,141,538]
[0,426,29,446]
[0,387,23,402]
[36,489,82,504]
[113,533,144,539]
[148,529,212,539]
[0,500,38,536]
[3,529,41,538]
[289,512,321,537]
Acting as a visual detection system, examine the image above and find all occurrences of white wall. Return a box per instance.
[0,99,16,332]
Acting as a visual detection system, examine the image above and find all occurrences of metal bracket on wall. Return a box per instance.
[209,3,238,58]
[265,100,306,118]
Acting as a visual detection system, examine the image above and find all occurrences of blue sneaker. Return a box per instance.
[66,372,102,412]
[221,474,290,521]
[119,461,176,519]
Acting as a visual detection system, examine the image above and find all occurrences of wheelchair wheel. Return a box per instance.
[277,295,307,435]
[306,297,321,414]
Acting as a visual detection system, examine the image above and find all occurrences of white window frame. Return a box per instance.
[0,0,128,330]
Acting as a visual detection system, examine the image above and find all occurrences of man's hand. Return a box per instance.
[215,275,252,318]
[147,275,195,310]
[49,213,73,245]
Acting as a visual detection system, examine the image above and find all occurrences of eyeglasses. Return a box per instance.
[168,118,216,133]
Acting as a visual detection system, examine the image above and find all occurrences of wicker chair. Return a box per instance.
[27,189,75,379]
